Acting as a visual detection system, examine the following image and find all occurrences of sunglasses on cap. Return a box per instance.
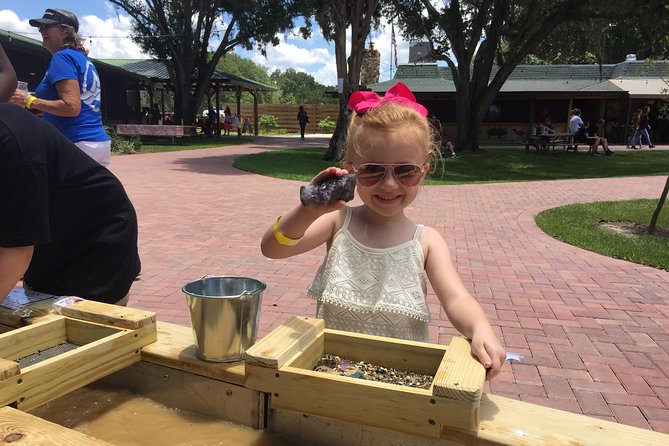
[354,163,426,187]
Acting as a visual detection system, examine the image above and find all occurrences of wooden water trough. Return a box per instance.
[1,300,669,445]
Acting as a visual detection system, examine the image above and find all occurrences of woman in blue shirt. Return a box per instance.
[10,9,111,165]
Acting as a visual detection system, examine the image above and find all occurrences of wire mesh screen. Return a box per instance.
[17,342,78,368]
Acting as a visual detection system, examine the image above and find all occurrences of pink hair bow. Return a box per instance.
[348,82,428,117]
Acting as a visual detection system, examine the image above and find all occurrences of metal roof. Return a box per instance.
[0,29,148,82]
[98,58,276,92]
[368,60,669,95]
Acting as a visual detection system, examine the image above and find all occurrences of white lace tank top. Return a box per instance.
[308,207,430,342]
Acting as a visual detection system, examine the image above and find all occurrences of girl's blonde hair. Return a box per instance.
[61,25,88,55]
[344,101,441,166]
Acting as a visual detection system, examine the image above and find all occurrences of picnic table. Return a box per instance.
[116,124,196,144]
[525,132,576,153]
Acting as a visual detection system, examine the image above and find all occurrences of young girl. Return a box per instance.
[261,82,505,379]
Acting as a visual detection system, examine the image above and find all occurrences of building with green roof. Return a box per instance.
[368,58,669,144]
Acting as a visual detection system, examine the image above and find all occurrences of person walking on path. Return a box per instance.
[634,106,655,149]
[10,9,111,166]
[261,82,505,379]
[628,109,641,149]
[297,105,309,139]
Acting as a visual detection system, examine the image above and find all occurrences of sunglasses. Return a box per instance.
[355,163,426,187]
[38,24,68,31]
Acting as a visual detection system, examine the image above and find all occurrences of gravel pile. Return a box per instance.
[314,354,434,390]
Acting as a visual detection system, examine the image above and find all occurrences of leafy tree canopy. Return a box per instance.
[109,0,307,124]
[214,52,274,104]
[269,68,337,104]
[527,6,669,65]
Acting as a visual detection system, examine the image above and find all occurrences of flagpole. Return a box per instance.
[390,22,395,79]
[390,25,393,79]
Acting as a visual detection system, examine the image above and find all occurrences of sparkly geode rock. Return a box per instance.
[300,173,357,207]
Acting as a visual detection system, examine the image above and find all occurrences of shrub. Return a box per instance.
[259,114,278,133]
[318,116,336,134]
[106,126,141,154]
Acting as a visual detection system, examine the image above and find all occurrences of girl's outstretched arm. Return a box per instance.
[261,167,348,259]
[422,227,506,379]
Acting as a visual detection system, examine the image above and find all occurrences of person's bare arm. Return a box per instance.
[0,246,34,303]
[10,79,80,116]
[422,227,506,379]
[0,44,18,102]
[260,167,349,259]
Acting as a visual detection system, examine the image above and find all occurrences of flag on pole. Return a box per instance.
[391,23,398,68]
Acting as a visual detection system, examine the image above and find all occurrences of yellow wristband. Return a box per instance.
[25,95,36,110]
[273,216,302,246]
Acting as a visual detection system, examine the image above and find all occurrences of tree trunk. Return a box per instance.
[322,0,377,162]
[648,176,669,234]
[324,104,348,161]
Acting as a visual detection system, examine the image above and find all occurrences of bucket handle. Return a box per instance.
[199,275,259,299]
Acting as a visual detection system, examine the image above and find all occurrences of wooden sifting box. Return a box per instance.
[0,300,156,411]
[244,316,485,438]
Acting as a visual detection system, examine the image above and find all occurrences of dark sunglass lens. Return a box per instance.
[357,164,386,185]
[358,164,385,175]
[394,164,422,186]
[394,164,421,177]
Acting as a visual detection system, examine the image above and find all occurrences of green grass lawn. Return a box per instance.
[232,147,669,184]
[536,200,669,271]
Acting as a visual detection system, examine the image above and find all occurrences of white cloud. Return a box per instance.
[0,9,35,36]
[80,14,147,59]
[243,39,337,86]
[0,9,148,60]
[0,8,413,85]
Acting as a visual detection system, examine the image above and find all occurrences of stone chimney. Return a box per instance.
[360,43,381,85]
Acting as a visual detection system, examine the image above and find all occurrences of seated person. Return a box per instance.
[0,104,141,306]
[429,116,459,158]
[576,120,613,156]
[526,120,551,152]
[442,138,459,158]
[588,119,614,156]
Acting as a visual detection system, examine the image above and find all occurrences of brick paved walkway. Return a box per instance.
[108,137,669,433]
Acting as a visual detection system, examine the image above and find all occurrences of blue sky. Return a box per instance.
[0,1,406,86]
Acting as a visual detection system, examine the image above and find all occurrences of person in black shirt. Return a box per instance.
[0,104,141,305]
[297,105,309,139]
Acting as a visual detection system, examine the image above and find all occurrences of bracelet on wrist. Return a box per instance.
[25,95,36,110]
[273,216,302,246]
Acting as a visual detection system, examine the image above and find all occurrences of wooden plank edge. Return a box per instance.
[432,336,485,403]
[245,316,324,369]
[59,300,156,330]
[0,406,114,445]
[0,358,20,382]
[140,321,246,387]
[439,394,669,446]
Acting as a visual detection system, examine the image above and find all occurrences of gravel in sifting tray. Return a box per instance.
[314,354,434,389]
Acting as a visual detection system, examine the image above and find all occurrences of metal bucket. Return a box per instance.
[183,276,266,362]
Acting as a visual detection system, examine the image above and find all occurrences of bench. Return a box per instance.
[116,124,192,144]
